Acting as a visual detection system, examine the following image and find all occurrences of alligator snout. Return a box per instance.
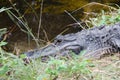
[25,44,60,59]
[25,40,83,59]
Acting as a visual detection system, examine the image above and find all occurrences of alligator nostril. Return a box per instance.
[54,39,62,45]
[57,40,62,43]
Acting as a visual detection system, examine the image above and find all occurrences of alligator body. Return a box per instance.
[25,23,120,59]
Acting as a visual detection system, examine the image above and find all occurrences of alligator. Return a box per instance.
[25,22,120,59]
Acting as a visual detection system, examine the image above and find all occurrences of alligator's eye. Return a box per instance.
[57,39,62,43]
[54,39,62,45]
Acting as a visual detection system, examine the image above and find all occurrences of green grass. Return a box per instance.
[88,8,120,26]
[0,47,91,80]
[0,46,119,80]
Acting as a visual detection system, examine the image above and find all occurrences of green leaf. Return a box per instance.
[0,28,7,37]
[37,74,49,80]
[20,54,26,59]
[80,50,86,56]
[0,65,9,76]
[0,41,7,46]
[0,7,12,13]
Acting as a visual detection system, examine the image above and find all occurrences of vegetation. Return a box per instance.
[88,8,120,26]
[0,1,120,80]
[0,42,119,80]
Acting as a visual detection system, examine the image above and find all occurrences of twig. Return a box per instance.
[71,2,117,14]
[6,10,39,47]
[37,0,44,39]
[50,28,69,42]
[64,10,85,29]
[43,29,49,42]
[23,0,39,21]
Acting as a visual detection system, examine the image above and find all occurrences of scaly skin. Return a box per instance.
[25,22,120,59]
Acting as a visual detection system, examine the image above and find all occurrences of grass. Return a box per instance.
[0,2,40,47]
[0,46,119,80]
[0,48,90,80]
[0,2,120,80]
[88,8,120,26]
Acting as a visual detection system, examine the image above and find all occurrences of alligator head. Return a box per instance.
[25,32,87,59]
[24,27,105,59]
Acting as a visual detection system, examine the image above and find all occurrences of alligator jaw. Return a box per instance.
[25,41,80,59]
[25,44,60,59]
